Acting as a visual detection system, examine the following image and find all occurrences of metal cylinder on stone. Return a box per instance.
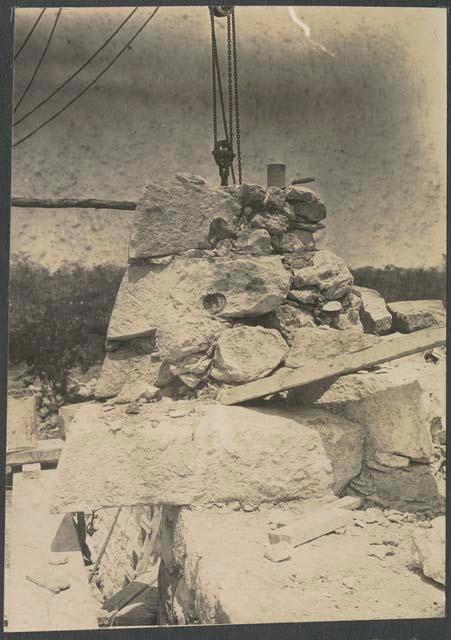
[267,163,286,188]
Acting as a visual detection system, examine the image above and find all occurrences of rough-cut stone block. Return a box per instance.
[411,516,445,585]
[211,326,288,384]
[261,304,315,345]
[107,256,291,356]
[95,349,159,399]
[235,228,272,255]
[285,327,379,369]
[263,543,292,563]
[301,368,433,463]
[348,462,442,513]
[129,180,241,259]
[250,212,289,235]
[51,402,337,513]
[285,186,327,223]
[387,300,445,333]
[290,250,353,301]
[272,230,316,253]
[354,286,392,335]
[240,183,266,209]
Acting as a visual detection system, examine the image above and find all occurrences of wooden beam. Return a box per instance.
[7,438,63,467]
[268,507,353,547]
[218,325,446,406]
[11,197,136,211]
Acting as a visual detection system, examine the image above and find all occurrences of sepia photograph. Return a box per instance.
[1,2,447,634]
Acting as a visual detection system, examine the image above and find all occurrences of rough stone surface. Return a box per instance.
[211,326,289,384]
[107,256,291,356]
[305,371,433,463]
[51,402,337,512]
[240,183,266,209]
[250,212,290,235]
[261,304,316,345]
[95,350,160,399]
[235,229,272,255]
[387,300,445,333]
[354,286,392,335]
[347,463,442,513]
[272,230,316,253]
[274,404,364,493]
[290,250,353,301]
[411,516,445,585]
[129,180,241,259]
[285,186,327,223]
[285,327,379,369]
[288,289,319,305]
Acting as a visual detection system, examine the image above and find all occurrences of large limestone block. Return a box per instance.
[387,300,445,333]
[51,402,336,513]
[129,180,241,259]
[285,327,379,369]
[411,516,445,585]
[307,371,433,463]
[265,404,364,494]
[107,257,291,357]
[211,326,288,384]
[353,286,392,335]
[290,250,353,301]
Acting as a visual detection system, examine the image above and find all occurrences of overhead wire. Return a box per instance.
[14,7,46,61]
[13,6,160,149]
[14,7,139,127]
[14,7,62,114]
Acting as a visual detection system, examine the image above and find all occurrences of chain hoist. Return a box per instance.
[209,6,242,187]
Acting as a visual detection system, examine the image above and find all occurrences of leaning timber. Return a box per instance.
[218,325,446,405]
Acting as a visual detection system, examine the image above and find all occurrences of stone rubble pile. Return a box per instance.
[95,173,445,409]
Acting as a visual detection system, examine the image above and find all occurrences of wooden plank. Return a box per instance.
[268,507,353,547]
[6,469,98,632]
[11,196,136,210]
[7,438,63,467]
[6,395,38,453]
[219,325,446,406]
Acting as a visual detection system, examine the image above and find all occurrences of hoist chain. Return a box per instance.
[231,9,242,184]
[209,6,242,187]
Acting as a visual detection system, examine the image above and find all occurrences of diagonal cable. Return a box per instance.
[14,7,139,127]
[13,7,160,149]
[14,7,46,61]
[14,7,62,113]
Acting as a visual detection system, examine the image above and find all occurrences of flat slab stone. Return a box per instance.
[6,395,38,453]
[50,401,341,513]
[129,180,241,259]
[387,300,445,333]
[107,256,291,356]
